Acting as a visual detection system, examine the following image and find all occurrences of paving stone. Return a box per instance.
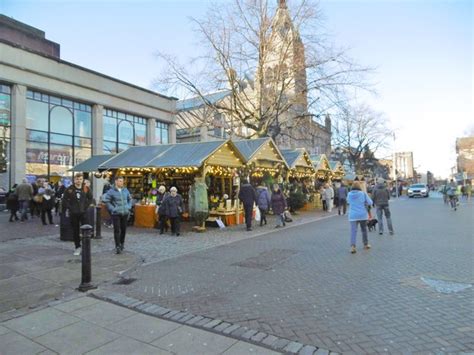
[150,306,171,316]
[223,324,241,335]
[170,311,189,321]
[177,313,195,323]
[299,345,317,355]
[272,338,291,351]
[214,321,232,332]
[86,336,172,355]
[162,310,180,319]
[195,317,213,327]
[284,341,304,354]
[251,332,268,342]
[135,302,154,311]
[0,332,47,354]
[314,348,330,355]
[262,335,279,346]
[203,319,223,329]
[185,315,203,325]
[230,326,249,338]
[71,301,136,327]
[242,329,259,340]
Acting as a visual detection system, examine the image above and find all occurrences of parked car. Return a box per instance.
[407,184,429,198]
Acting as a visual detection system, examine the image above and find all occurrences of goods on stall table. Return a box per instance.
[134,204,157,228]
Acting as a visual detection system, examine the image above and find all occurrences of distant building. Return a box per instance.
[394,152,414,180]
[456,136,474,180]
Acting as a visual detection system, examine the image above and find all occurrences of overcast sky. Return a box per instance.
[1,0,472,178]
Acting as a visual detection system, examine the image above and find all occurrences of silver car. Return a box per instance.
[407,184,429,198]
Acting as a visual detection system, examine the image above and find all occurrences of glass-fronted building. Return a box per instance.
[0,15,177,194]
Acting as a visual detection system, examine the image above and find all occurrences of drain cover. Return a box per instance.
[420,277,472,294]
[232,249,297,270]
[114,278,138,285]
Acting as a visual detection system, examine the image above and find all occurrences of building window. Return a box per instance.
[25,90,92,180]
[0,84,11,189]
[102,109,148,154]
[155,121,169,144]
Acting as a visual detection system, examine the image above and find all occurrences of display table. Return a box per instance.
[208,209,256,226]
[134,204,156,228]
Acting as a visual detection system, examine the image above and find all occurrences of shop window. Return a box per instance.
[75,110,92,138]
[26,100,49,131]
[50,106,73,135]
[118,120,134,145]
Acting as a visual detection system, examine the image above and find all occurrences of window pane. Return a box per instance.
[50,133,72,145]
[27,130,48,142]
[75,137,91,148]
[75,110,92,137]
[0,93,10,126]
[74,146,91,166]
[118,120,134,144]
[0,126,10,187]
[162,129,169,144]
[26,141,49,177]
[26,99,49,131]
[49,144,73,177]
[155,127,162,144]
[103,115,117,141]
[103,141,117,154]
[118,143,132,152]
[50,106,73,134]
[50,96,61,105]
[62,99,73,108]
[135,123,146,146]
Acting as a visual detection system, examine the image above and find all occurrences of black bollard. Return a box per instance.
[95,205,102,239]
[78,224,97,292]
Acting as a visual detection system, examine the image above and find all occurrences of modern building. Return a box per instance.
[394,152,414,180]
[0,15,177,191]
[456,136,474,180]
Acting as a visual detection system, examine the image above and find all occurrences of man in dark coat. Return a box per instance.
[162,186,184,236]
[238,179,257,231]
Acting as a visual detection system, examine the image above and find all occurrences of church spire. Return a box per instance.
[278,0,287,9]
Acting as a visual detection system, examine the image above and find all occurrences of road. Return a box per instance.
[103,195,474,353]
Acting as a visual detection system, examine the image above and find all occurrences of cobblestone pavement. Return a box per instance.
[101,197,474,354]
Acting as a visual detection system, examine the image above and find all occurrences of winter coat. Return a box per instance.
[163,194,184,218]
[15,183,33,201]
[337,186,348,200]
[156,192,169,215]
[62,184,93,214]
[256,186,271,211]
[347,189,372,222]
[38,187,55,210]
[323,187,334,201]
[371,183,390,206]
[239,184,257,207]
[102,187,132,216]
[6,190,19,211]
[271,190,287,215]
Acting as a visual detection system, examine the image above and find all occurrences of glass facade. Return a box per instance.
[0,84,11,189]
[103,109,147,154]
[26,90,92,179]
[155,121,169,144]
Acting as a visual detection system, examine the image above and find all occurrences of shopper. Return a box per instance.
[156,185,169,234]
[337,182,348,215]
[271,184,287,228]
[103,176,132,254]
[6,184,19,222]
[323,183,334,212]
[16,178,33,222]
[38,181,55,225]
[162,186,184,236]
[238,178,257,231]
[347,181,373,254]
[62,173,93,256]
[372,178,394,235]
[256,184,270,226]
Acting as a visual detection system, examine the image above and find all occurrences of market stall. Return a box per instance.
[329,160,345,181]
[310,154,332,210]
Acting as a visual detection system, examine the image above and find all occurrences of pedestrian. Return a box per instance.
[30,180,40,218]
[38,181,55,225]
[466,182,472,202]
[15,178,33,222]
[238,178,257,231]
[102,176,132,254]
[347,181,373,254]
[156,185,169,234]
[320,185,327,211]
[372,178,394,236]
[162,186,184,236]
[62,173,93,256]
[256,184,271,226]
[271,184,287,228]
[446,179,458,210]
[6,184,20,222]
[54,180,65,216]
[337,182,348,215]
[323,183,334,212]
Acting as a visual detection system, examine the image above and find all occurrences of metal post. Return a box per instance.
[95,205,102,239]
[78,224,97,292]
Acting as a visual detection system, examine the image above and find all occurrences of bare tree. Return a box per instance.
[155,0,372,142]
[331,103,393,174]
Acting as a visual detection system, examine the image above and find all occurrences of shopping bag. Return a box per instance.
[216,217,226,229]
[255,208,261,222]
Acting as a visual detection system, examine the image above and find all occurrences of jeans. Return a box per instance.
[276,213,285,227]
[71,213,87,249]
[376,205,393,233]
[169,217,180,235]
[258,207,267,225]
[244,204,253,229]
[112,214,128,248]
[41,208,53,225]
[158,213,168,233]
[350,220,368,246]
[338,198,347,214]
[19,200,29,221]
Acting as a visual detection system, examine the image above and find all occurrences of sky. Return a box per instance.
[1,0,472,178]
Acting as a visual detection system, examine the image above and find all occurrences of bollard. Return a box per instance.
[95,205,102,239]
[78,224,97,292]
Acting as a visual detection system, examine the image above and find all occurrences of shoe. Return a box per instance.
[176,233,180,236]
[73,247,81,256]
[389,231,394,235]
[120,244,124,251]
[9,219,13,222]
[115,247,122,254]
[364,244,371,250]
[50,222,54,225]
[351,245,356,254]
[246,228,252,231]
[275,225,281,228]
[379,232,383,235]
[159,231,164,235]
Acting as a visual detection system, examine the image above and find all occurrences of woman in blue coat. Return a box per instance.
[347,181,373,254]
[256,185,270,226]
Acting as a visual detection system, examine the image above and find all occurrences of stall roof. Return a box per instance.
[310,154,331,170]
[70,154,115,172]
[233,137,288,168]
[99,145,171,169]
[233,138,269,161]
[280,148,314,169]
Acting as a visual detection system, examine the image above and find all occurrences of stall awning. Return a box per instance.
[233,137,288,169]
[281,148,314,170]
[99,145,171,169]
[70,154,115,172]
[310,154,331,171]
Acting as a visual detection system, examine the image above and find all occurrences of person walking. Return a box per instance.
[446,179,458,210]
[156,185,169,234]
[238,179,257,231]
[256,184,270,226]
[271,184,287,228]
[466,182,472,202]
[337,183,348,215]
[323,183,334,212]
[103,176,132,254]
[372,178,394,236]
[347,181,373,254]
[54,180,65,216]
[38,181,55,225]
[16,178,33,222]
[6,184,19,222]
[62,173,93,256]
[162,186,184,236]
